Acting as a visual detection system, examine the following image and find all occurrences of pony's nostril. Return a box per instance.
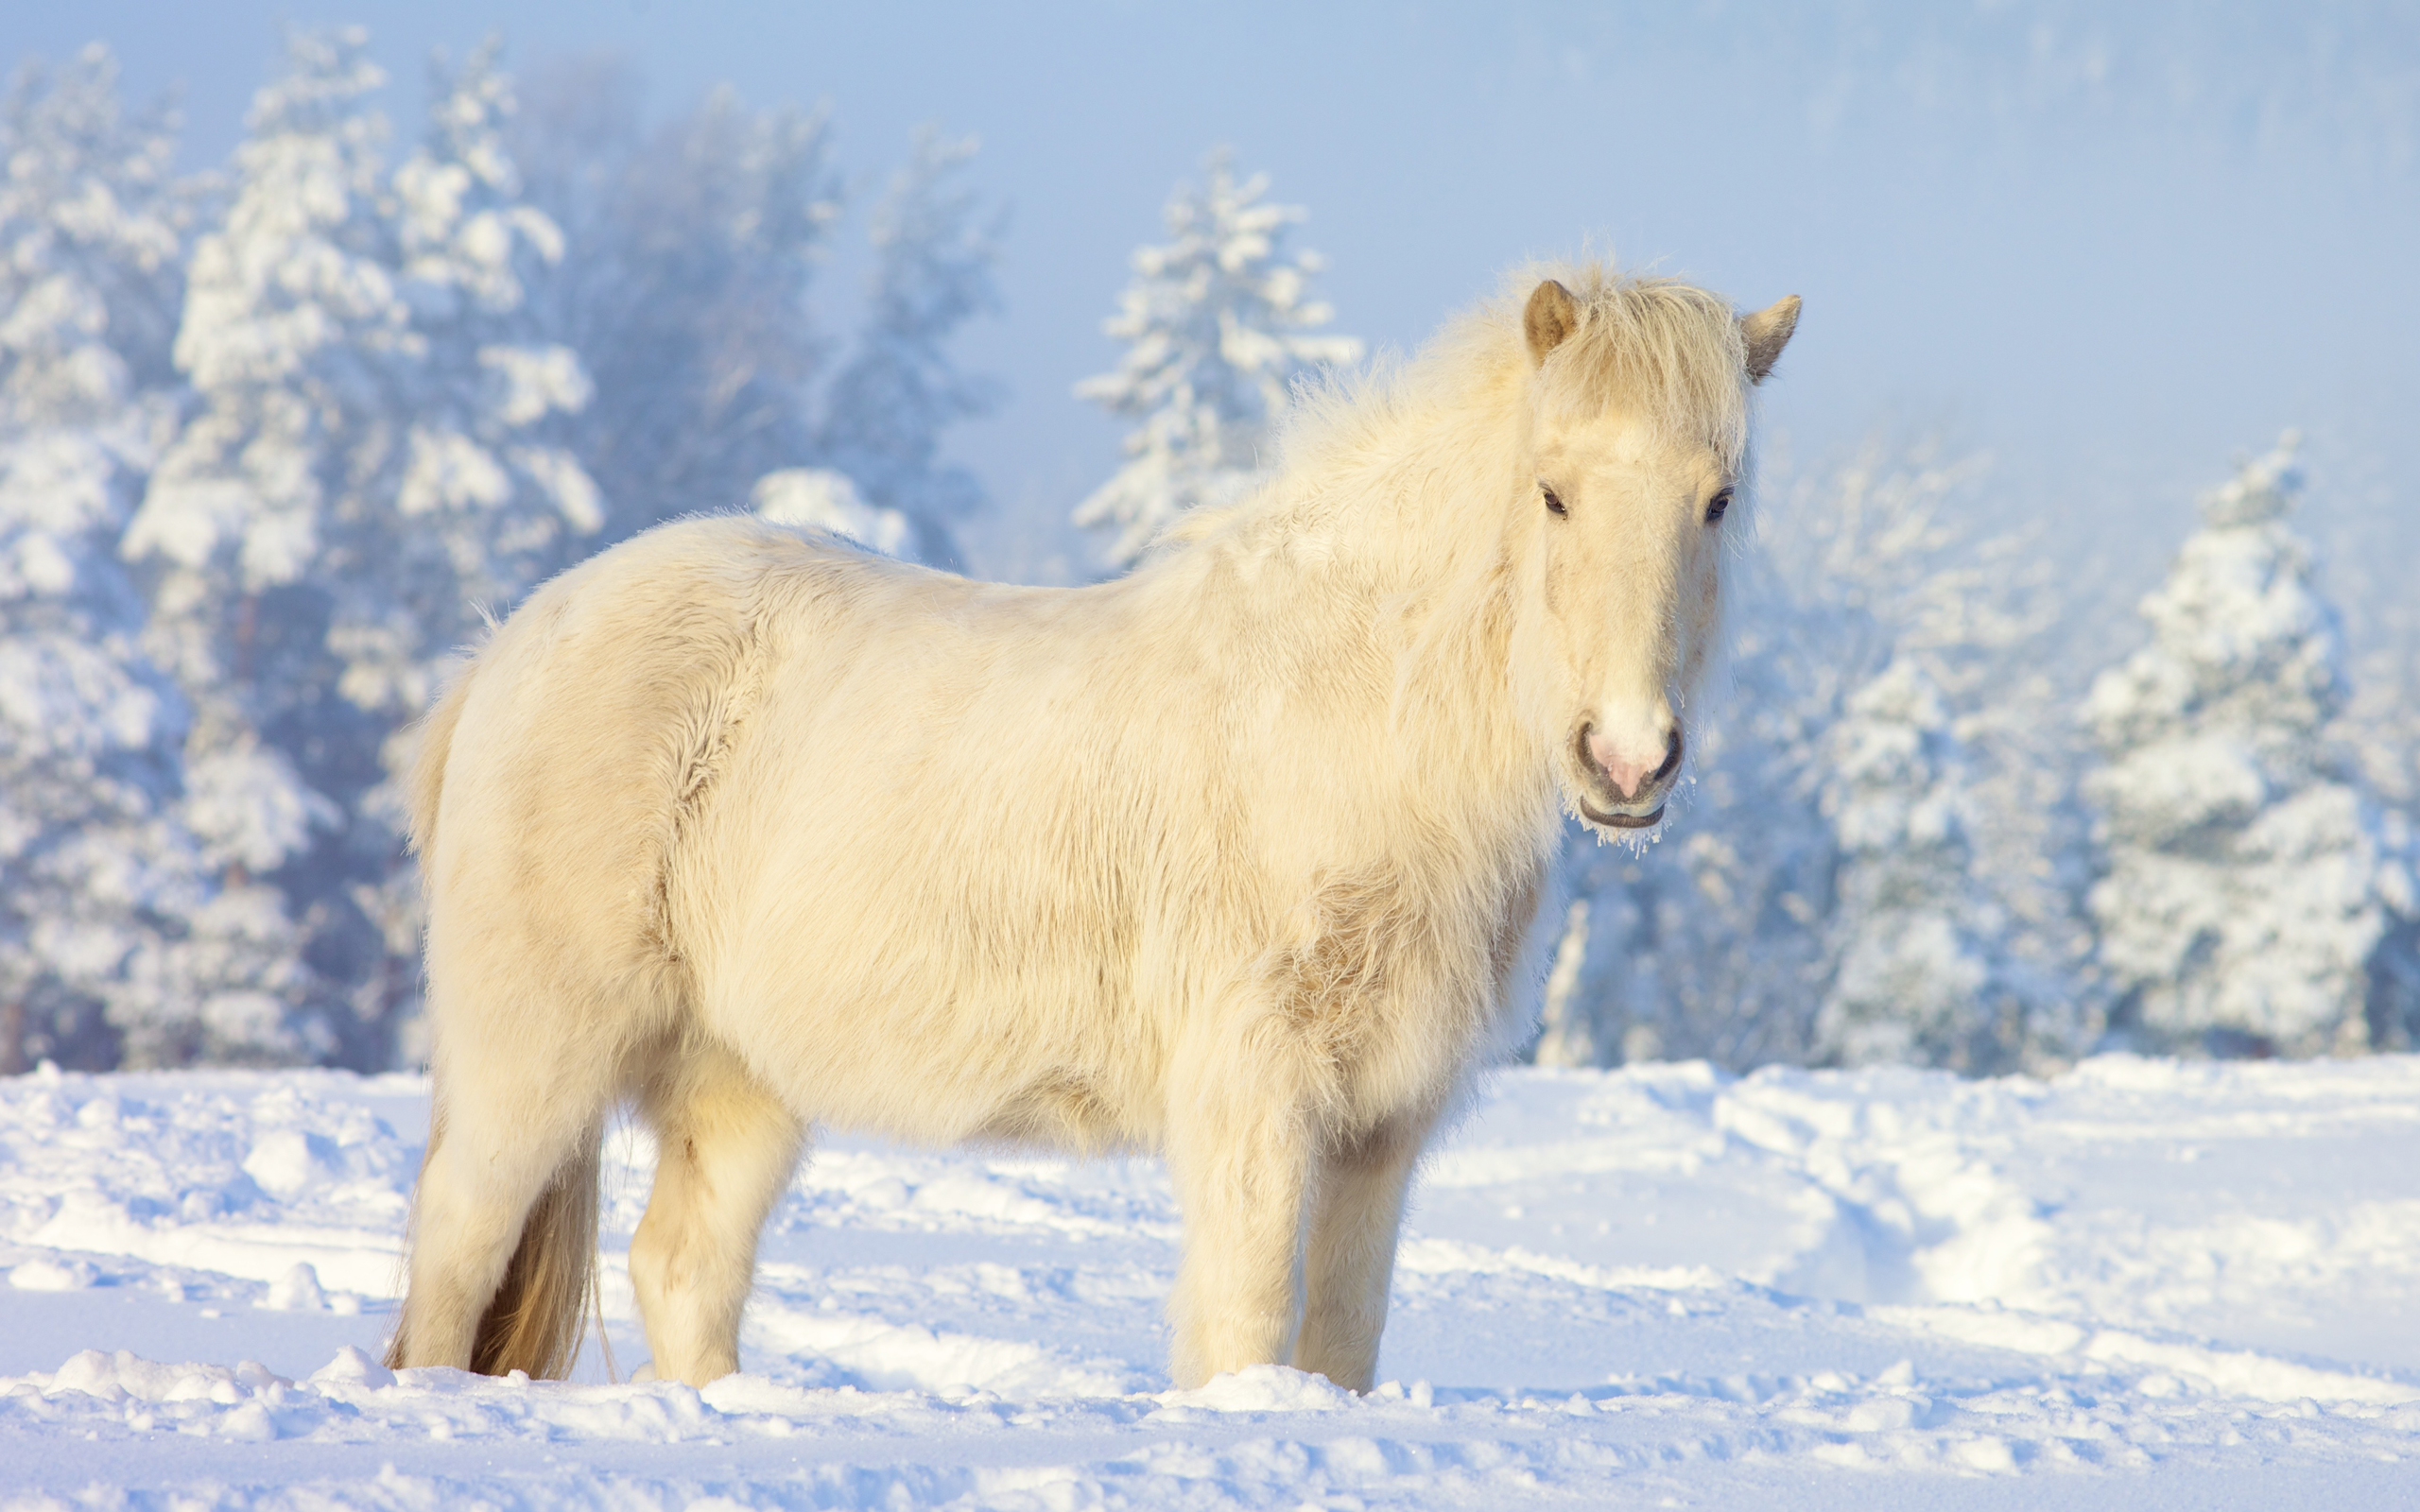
[1578,726,1616,783]
[1652,726,1685,782]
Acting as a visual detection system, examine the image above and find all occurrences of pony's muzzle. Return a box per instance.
[1578,722,1684,809]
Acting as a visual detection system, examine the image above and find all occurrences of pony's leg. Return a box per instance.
[1164,1071,1315,1388]
[629,1041,806,1386]
[1292,1118,1426,1392]
[394,1047,612,1372]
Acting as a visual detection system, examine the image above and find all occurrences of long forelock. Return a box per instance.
[1520,265,1754,469]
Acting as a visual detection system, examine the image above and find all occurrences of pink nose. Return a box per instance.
[1585,724,1684,802]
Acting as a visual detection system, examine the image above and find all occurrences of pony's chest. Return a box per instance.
[1263,853,1541,1045]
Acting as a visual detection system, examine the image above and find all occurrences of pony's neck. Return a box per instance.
[1239,343,1557,829]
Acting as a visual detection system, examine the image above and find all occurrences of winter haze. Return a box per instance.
[20,1,2420,580]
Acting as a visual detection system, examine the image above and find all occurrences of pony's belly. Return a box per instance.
[678,732,1179,1152]
[694,970,1164,1155]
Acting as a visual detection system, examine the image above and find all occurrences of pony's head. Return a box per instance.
[1506,270,1798,833]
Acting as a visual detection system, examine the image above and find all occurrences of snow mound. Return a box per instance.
[1168,1363,1356,1415]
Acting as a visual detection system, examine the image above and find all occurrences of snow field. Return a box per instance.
[5,1057,2420,1507]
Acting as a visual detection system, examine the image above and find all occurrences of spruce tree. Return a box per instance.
[125,30,603,1065]
[345,34,599,731]
[1536,439,2076,1074]
[752,468,912,557]
[0,44,208,1069]
[1816,655,2014,1069]
[1537,570,1840,1074]
[1075,150,1359,568]
[120,28,402,1062]
[2085,435,2417,1056]
[338,40,603,1061]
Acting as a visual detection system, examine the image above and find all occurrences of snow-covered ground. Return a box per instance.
[5,1057,2420,1508]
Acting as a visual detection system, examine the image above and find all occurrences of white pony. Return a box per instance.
[386,266,1799,1392]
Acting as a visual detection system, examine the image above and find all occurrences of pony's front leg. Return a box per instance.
[1292,1117,1426,1392]
[1164,1068,1315,1388]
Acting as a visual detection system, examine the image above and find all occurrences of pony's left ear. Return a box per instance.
[1741,296,1801,384]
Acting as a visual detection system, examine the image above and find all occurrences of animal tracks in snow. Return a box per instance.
[8,1057,2420,1507]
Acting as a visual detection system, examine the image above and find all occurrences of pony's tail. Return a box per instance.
[382,1118,603,1381]
[467,1126,604,1380]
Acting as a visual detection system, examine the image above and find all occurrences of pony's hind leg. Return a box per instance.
[629,1040,806,1386]
[389,1043,615,1376]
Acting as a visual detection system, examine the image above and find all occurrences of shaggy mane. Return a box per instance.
[1164,261,1754,562]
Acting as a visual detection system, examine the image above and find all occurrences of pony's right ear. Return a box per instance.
[1524,280,1579,365]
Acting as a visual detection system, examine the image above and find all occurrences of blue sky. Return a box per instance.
[15,2,2417,616]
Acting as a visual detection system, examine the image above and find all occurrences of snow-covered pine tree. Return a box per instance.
[1768,439,2093,1074]
[1816,655,2015,1069]
[120,26,400,1064]
[350,34,600,725]
[332,39,603,1061]
[509,67,838,538]
[2085,434,2417,1057]
[1531,475,1842,1074]
[2345,627,2420,1047]
[815,127,1002,570]
[1074,150,1360,568]
[752,468,912,558]
[0,44,203,1070]
[125,30,605,1067]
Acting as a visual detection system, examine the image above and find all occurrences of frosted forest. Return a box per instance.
[3,26,2416,1085]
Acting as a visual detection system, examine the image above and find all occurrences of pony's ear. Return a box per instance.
[1741,296,1801,383]
[1524,280,1580,365]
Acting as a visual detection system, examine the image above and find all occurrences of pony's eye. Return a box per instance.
[1543,485,1567,517]
[1705,488,1734,524]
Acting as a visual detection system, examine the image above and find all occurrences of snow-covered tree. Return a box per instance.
[752,468,911,558]
[2344,630,2420,1048]
[123,30,603,1066]
[343,36,600,729]
[118,26,401,1064]
[337,40,604,1062]
[1532,554,1839,1074]
[2086,434,2417,1057]
[816,128,1001,570]
[510,67,838,537]
[0,45,196,1070]
[1074,150,1360,568]
[1785,441,2086,1073]
[1816,656,2015,1069]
